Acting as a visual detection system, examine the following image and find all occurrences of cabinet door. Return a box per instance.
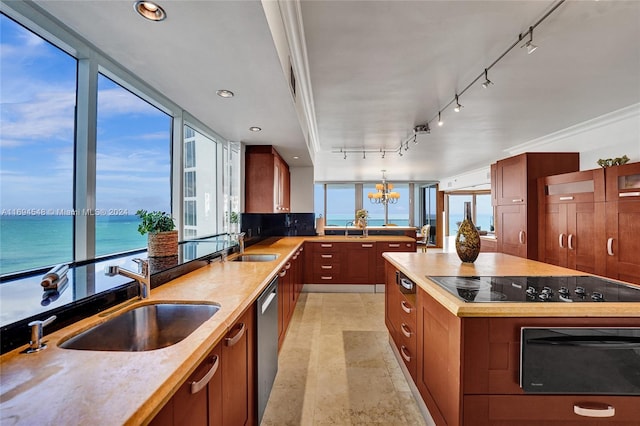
[567,202,606,275]
[539,203,567,267]
[278,267,290,348]
[384,263,399,343]
[376,241,416,283]
[343,242,376,283]
[496,155,527,206]
[496,204,527,258]
[417,288,462,426]
[222,309,253,426]
[605,162,640,202]
[150,347,220,426]
[606,201,640,284]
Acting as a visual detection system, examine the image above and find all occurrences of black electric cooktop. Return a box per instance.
[427,276,640,303]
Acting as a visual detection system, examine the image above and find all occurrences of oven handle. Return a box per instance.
[527,335,640,348]
[399,278,414,292]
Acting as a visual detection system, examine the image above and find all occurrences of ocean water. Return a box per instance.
[0,215,147,275]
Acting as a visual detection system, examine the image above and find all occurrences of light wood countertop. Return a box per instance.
[0,235,416,425]
[383,251,640,318]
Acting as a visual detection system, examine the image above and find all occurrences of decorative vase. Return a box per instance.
[455,202,481,263]
[148,230,179,258]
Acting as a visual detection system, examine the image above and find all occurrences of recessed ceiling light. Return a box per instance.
[293,156,299,159]
[216,89,234,98]
[249,126,262,132]
[134,1,166,21]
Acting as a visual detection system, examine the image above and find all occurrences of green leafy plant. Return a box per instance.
[136,210,176,235]
[230,211,239,224]
[355,209,368,220]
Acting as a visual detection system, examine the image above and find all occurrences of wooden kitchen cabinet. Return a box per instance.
[493,152,579,260]
[306,241,342,284]
[150,344,222,426]
[376,241,416,282]
[245,145,290,213]
[151,308,254,426]
[604,162,640,284]
[221,307,254,426]
[278,246,304,350]
[343,241,376,284]
[538,169,606,275]
[385,265,418,381]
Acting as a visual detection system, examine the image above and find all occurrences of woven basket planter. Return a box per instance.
[148,230,178,258]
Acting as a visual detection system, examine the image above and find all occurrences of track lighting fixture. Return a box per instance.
[332,0,565,161]
[363,151,366,159]
[482,68,493,88]
[454,94,463,112]
[522,26,537,54]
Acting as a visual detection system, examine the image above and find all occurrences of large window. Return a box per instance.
[183,124,218,238]
[0,14,77,274]
[446,192,492,236]
[95,74,172,256]
[325,184,355,226]
[448,194,473,236]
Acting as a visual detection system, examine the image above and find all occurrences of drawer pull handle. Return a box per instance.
[361,244,374,248]
[225,323,246,347]
[321,244,333,248]
[285,262,291,270]
[190,355,219,394]
[279,269,287,277]
[401,323,412,338]
[619,191,640,198]
[321,254,333,259]
[512,198,523,203]
[389,243,400,248]
[568,234,574,250]
[559,196,574,201]
[321,265,332,269]
[401,300,412,314]
[607,238,614,256]
[573,402,615,418]
[321,276,333,280]
[400,345,411,362]
[558,233,565,249]
[519,230,525,244]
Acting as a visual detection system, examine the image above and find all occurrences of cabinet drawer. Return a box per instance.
[313,252,339,262]
[311,272,339,283]
[398,342,417,382]
[464,395,640,425]
[312,261,341,274]
[313,243,341,253]
[378,242,416,252]
[398,295,417,325]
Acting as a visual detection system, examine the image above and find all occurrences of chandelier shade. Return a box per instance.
[368,170,400,205]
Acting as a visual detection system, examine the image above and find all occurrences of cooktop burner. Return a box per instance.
[427,276,640,303]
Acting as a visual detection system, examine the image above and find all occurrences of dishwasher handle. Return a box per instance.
[261,289,277,315]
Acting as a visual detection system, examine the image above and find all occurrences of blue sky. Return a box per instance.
[1,14,171,213]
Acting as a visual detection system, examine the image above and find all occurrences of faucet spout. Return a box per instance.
[345,221,353,237]
[237,232,246,254]
[106,258,150,299]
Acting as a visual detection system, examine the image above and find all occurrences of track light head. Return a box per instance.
[482,68,493,88]
[413,124,430,134]
[343,152,347,160]
[454,94,463,112]
[521,26,537,54]
[438,112,444,127]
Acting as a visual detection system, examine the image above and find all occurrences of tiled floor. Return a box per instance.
[261,292,427,425]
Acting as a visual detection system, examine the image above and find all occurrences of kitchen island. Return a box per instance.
[383,252,640,426]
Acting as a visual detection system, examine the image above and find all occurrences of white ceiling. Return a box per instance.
[27,0,640,183]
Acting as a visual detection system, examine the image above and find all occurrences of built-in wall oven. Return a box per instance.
[520,327,640,395]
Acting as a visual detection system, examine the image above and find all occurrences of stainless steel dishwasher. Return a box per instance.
[256,276,278,424]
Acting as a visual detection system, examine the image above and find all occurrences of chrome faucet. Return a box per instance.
[106,258,150,300]
[237,232,246,254]
[345,221,354,237]
[24,315,56,353]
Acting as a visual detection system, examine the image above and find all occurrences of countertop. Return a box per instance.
[383,251,640,318]
[0,235,415,426]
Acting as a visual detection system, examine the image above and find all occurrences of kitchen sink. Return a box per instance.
[231,254,278,262]
[59,302,220,351]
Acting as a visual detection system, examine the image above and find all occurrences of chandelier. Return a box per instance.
[368,170,400,205]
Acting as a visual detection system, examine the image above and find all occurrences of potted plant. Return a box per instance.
[229,211,239,234]
[136,209,178,258]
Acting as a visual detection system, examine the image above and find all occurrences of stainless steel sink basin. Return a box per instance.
[59,302,219,351]
[231,254,278,262]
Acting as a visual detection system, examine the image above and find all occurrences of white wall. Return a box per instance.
[290,166,314,212]
[440,104,640,191]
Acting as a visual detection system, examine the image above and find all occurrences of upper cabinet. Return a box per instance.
[245,145,291,213]
[493,152,579,260]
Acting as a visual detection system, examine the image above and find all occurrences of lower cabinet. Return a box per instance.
[278,247,303,350]
[150,307,255,426]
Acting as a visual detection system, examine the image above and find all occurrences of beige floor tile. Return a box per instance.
[261,292,426,426]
